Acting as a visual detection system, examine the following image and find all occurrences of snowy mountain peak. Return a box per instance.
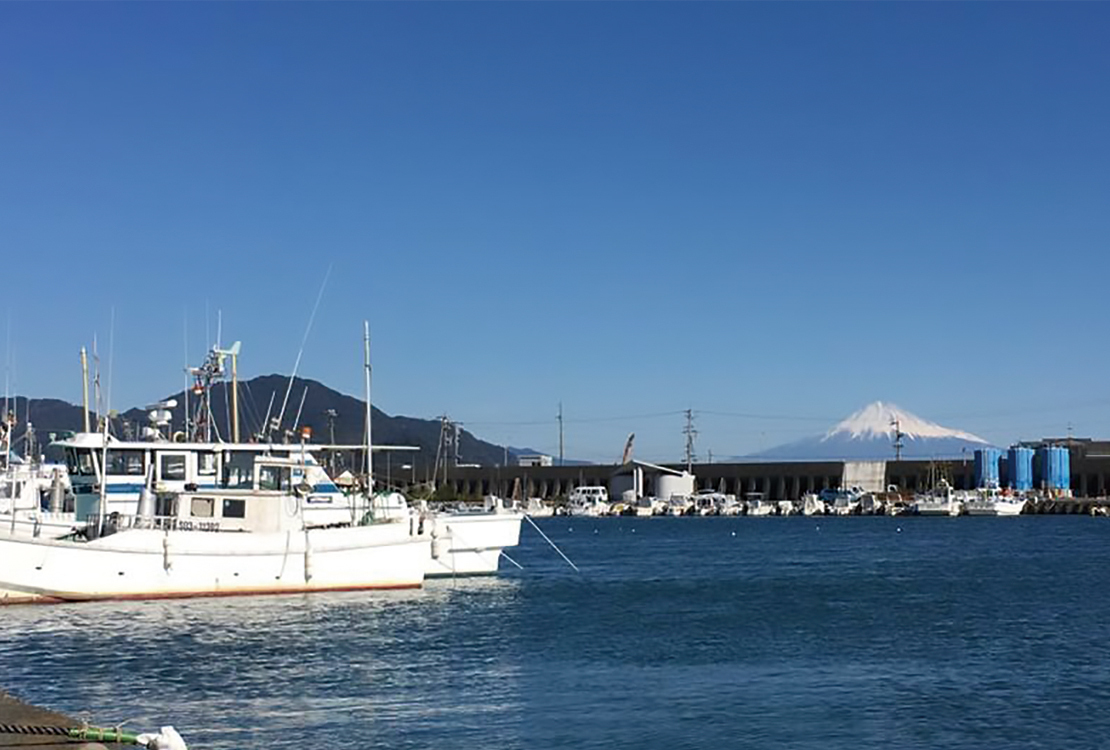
[823,401,987,444]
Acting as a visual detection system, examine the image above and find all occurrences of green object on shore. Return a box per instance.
[68,725,143,744]
[0,722,144,745]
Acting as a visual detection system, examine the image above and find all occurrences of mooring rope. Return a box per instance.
[0,723,71,736]
[0,723,148,746]
[524,514,580,572]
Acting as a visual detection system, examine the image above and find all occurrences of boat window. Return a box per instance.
[222,499,246,519]
[222,452,255,489]
[160,455,187,481]
[258,465,291,491]
[197,452,217,476]
[65,448,97,476]
[190,497,215,518]
[106,449,145,476]
[155,494,178,517]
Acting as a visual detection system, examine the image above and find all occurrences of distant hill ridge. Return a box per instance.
[0,376,516,471]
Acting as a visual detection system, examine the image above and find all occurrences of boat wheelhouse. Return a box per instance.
[55,432,359,532]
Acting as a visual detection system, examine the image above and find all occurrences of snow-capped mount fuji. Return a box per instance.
[751,402,991,461]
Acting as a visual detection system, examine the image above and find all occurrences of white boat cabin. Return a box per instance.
[57,433,354,527]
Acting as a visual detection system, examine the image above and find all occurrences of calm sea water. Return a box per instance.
[2,516,1109,749]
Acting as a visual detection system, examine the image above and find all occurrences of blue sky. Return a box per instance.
[2,3,1108,463]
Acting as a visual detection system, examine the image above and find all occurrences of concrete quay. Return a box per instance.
[0,691,117,749]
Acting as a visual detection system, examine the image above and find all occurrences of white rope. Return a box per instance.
[525,514,579,572]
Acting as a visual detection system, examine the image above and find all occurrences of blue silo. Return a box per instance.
[973,448,1002,488]
[1035,445,1072,492]
[1008,446,1033,491]
[1055,446,1072,492]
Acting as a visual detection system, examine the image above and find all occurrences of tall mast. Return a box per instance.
[80,347,91,432]
[183,313,189,440]
[363,321,373,493]
[231,347,239,443]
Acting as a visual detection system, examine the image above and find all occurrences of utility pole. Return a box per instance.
[683,408,697,473]
[557,401,564,467]
[891,417,904,461]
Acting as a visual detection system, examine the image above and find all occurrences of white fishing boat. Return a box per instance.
[718,494,744,516]
[0,478,429,604]
[858,493,884,515]
[745,494,775,517]
[566,486,610,516]
[801,493,827,516]
[692,489,725,516]
[822,486,867,516]
[912,479,965,517]
[0,412,75,537]
[0,456,73,535]
[523,497,554,517]
[660,493,692,516]
[777,499,797,516]
[634,495,664,517]
[964,487,1027,517]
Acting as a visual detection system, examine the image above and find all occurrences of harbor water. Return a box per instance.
[1,516,1109,749]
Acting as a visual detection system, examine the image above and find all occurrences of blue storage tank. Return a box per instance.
[973,448,1002,488]
[1008,446,1033,491]
[1035,445,1072,491]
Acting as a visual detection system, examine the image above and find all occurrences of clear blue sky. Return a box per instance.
[2,3,1108,463]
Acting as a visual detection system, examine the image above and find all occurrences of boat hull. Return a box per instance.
[425,512,523,577]
[0,522,428,603]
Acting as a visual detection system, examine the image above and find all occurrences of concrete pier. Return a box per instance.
[0,690,116,749]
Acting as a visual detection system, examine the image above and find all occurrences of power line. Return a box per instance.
[697,409,837,422]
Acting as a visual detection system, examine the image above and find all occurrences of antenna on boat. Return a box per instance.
[96,308,115,538]
[91,333,100,430]
[182,311,191,440]
[80,346,91,433]
[3,316,9,471]
[363,321,374,496]
[260,390,276,442]
[273,264,332,441]
[290,385,309,440]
